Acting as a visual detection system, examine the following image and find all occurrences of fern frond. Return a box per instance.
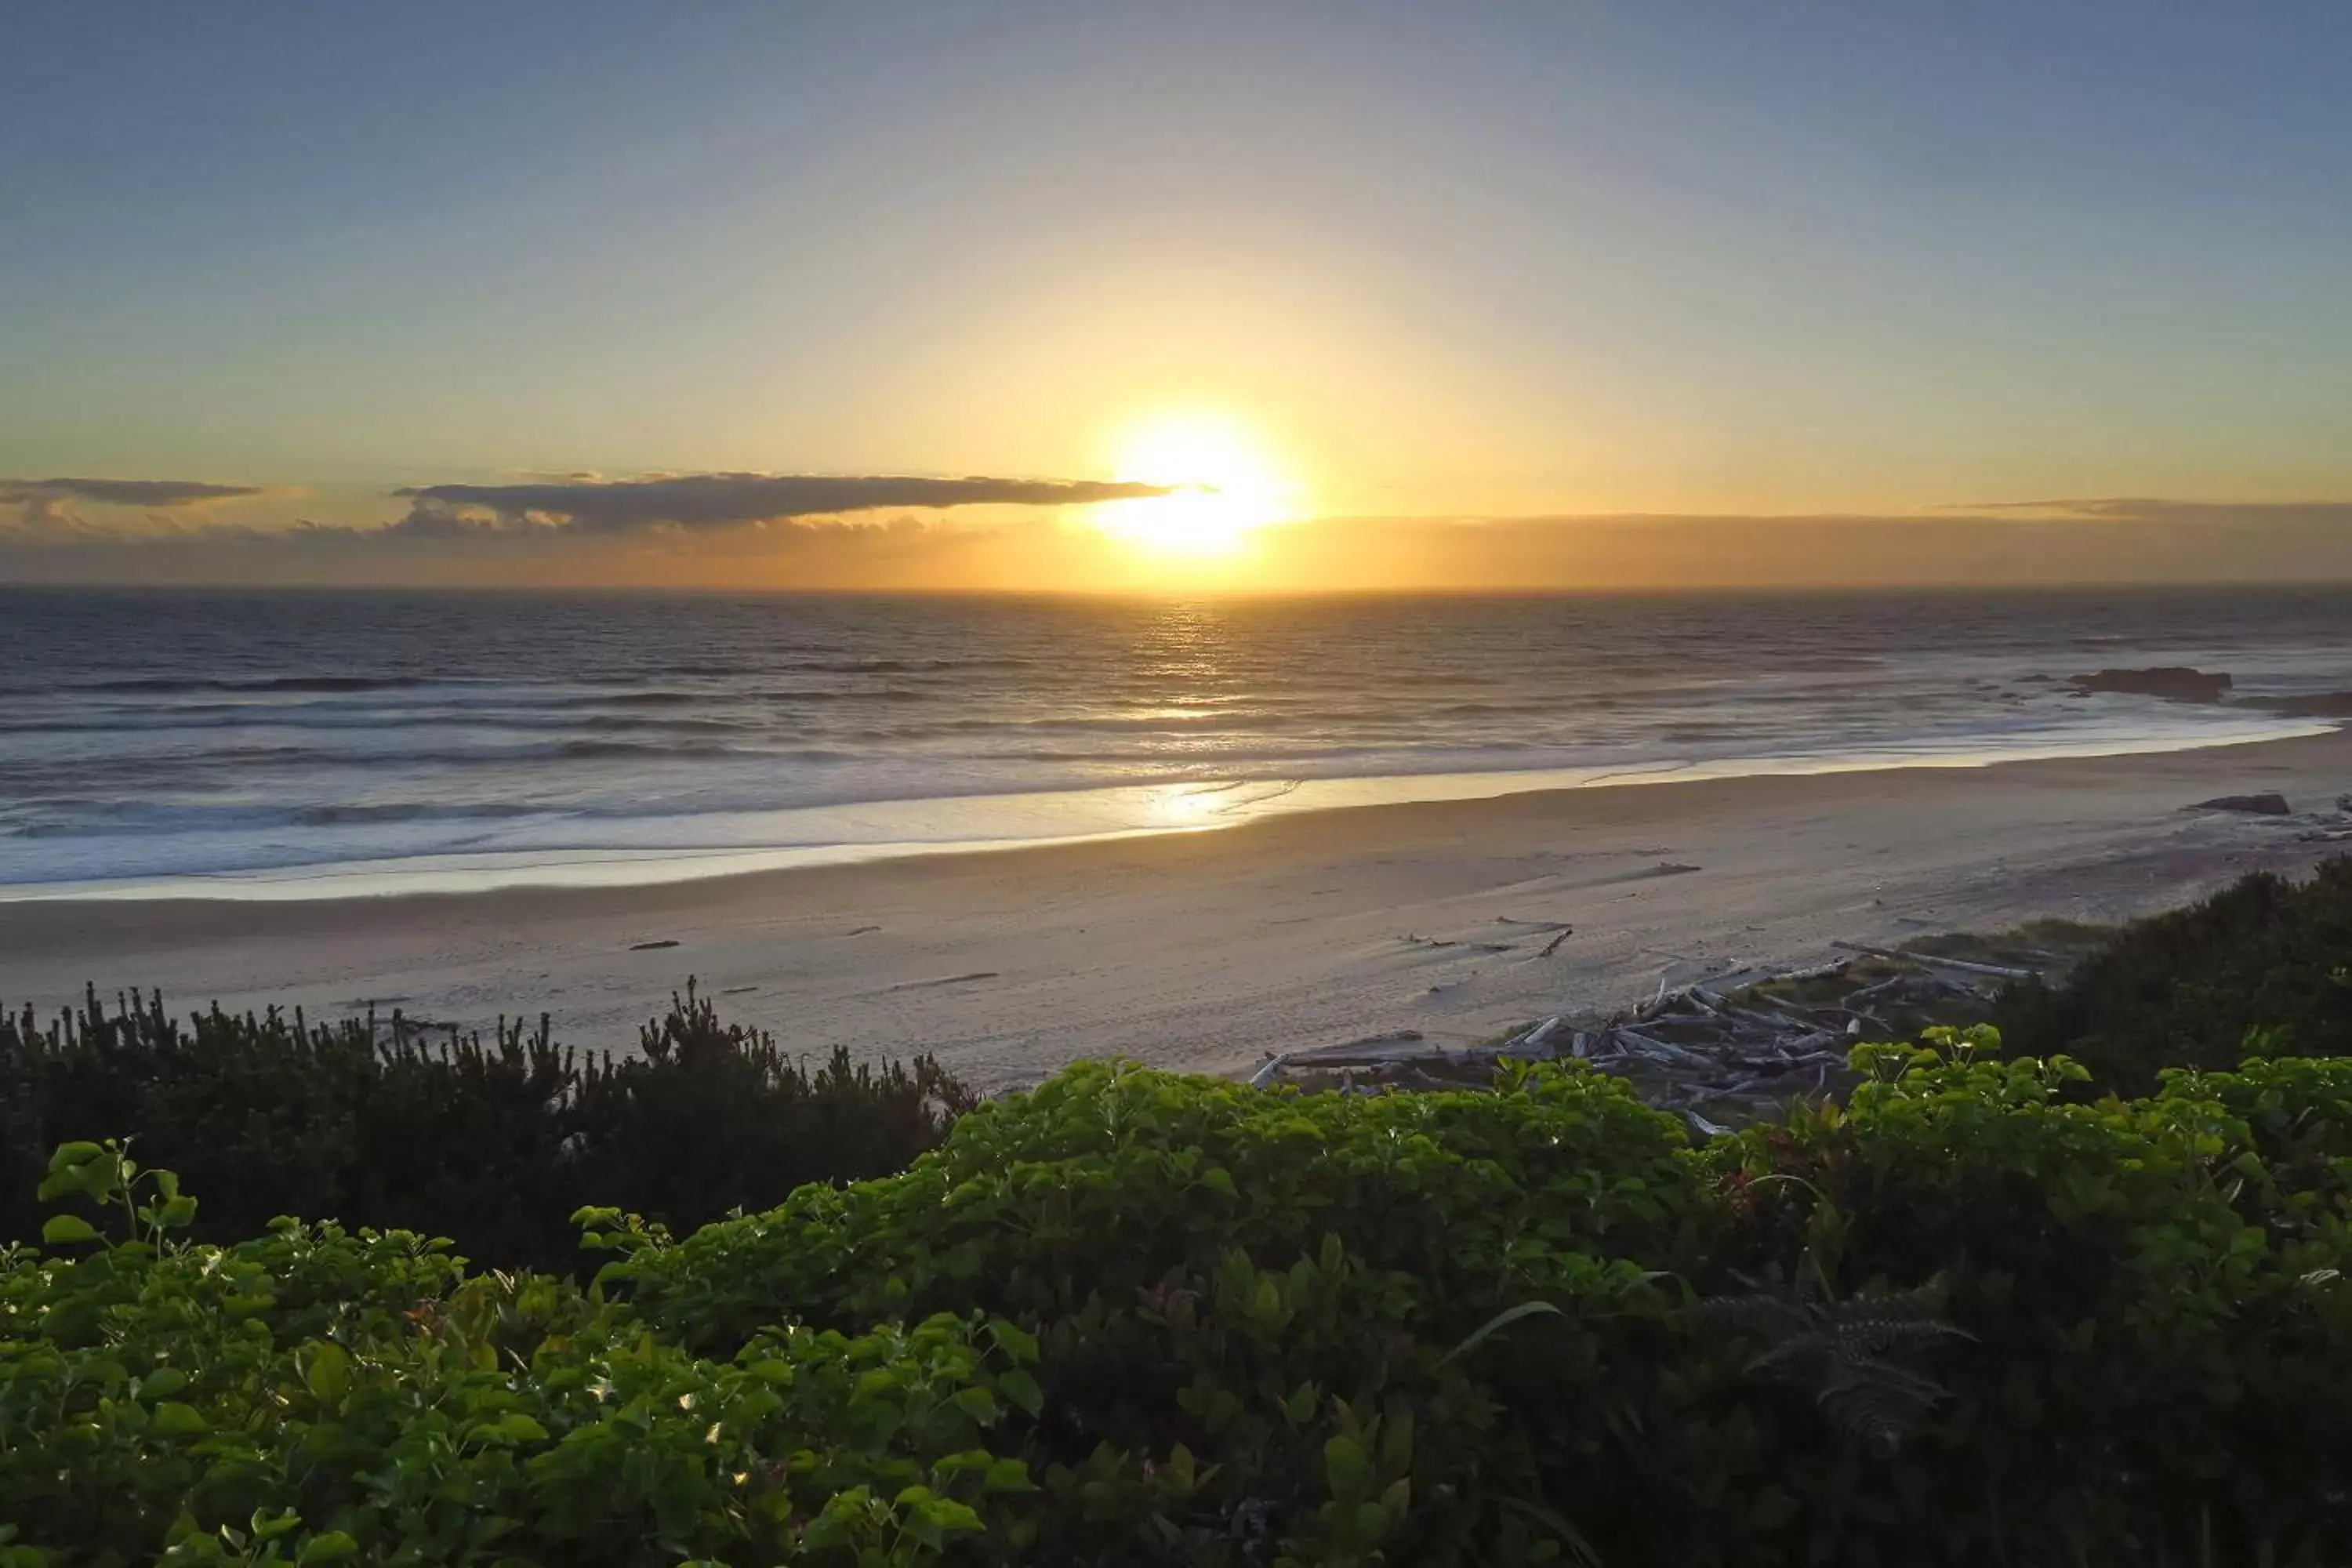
[1700,1278,1973,1454]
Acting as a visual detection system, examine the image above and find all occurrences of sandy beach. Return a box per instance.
[5,728,2350,1088]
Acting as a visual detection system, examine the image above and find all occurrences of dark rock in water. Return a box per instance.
[2238,690,2352,717]
[2193,793,2290,815]
[2071,666,2233,702]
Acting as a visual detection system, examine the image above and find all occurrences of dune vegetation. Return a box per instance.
[0,983,971,1276]
[3,863,2351,1565]
[1992,855,2352,1092]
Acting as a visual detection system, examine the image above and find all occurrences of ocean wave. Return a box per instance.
[0,709,769,740]
[0,740,852,784]
[851,712,1316,742]
[1433,699,1602,717]
[1772,655,1890,672]
[9,584,2352,893]
[76,674,439,695]
[550,740,859,766]
[5,799,563,839]
[573,690,706,708]
[571,715,762,735]
[288,802,550,826]
[554,739,742,761]
[263,739,853,768]
[771,656,1037,674]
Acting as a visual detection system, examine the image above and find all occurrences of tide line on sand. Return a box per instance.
[0,716,2332,906]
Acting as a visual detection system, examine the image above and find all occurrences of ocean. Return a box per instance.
[2,586,2347,899]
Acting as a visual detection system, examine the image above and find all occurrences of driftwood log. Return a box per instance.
[1831,940,2037,982]
[1249,934,2078,1132]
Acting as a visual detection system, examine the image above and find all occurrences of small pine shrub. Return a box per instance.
[0,982,971,1272]
[1991,855,2352,1091]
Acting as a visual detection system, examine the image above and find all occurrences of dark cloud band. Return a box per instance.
[390,472,1174,533]
[0,477,266,508]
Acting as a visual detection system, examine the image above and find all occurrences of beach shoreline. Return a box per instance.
[5,724,2350,1088]
[0,711,2327,906]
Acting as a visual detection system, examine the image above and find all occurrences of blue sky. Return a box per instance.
[4,2,2350,585]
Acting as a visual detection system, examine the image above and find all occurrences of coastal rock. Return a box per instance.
[2069,666,2233,702]
[2193,793,2291,815]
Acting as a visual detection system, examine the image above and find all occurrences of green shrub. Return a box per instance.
[1992,855,2352,1091]
[601,1056,1708,1350]
[597,1046,2352,1565]
[597,1058,1711,1565]
[3,1039,2348,1565]
[1715,1027,2352,1562]
[1,1140,1037,1565]
[0,983,972,1274]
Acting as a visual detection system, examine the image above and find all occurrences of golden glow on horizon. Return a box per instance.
[1093,411,1300,561]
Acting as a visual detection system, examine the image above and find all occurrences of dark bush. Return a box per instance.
[1991,855,2352,1091]
[5,1039,2347,1566]
[1712,1029,2352,1563]
[585,1042,2352,1566]
[0,981,971,1272]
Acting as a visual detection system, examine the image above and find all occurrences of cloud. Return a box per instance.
[386,472,1175,534]
[0,476,272,538]
[12,481,2352,590]
[1944,496,2352,525]
[0,477,267,509]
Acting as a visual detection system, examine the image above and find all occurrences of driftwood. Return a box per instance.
[1247,1054,1292,1089]
[1515,1016,1570,1054]
[1831,941,2036,982]
[1247,933,2080,1128]
[1844,972,1915,1007]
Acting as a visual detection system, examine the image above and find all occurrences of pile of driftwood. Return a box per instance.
[1249,938,2071,1136]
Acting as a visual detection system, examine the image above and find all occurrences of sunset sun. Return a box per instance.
[1094,412,1299,560]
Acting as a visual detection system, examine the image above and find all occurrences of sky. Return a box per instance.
[5,2,2351,590]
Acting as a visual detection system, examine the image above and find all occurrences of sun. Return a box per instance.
[1094,412,1299,559]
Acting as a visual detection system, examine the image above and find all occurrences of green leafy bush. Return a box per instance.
[596,1058,1711,1564]
[2,1138,1036,1565]
[0,983,972,1273]
[3,1040,2348,1565]
[1715,1027,2352,1562]
[1993,855,2352,1091]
